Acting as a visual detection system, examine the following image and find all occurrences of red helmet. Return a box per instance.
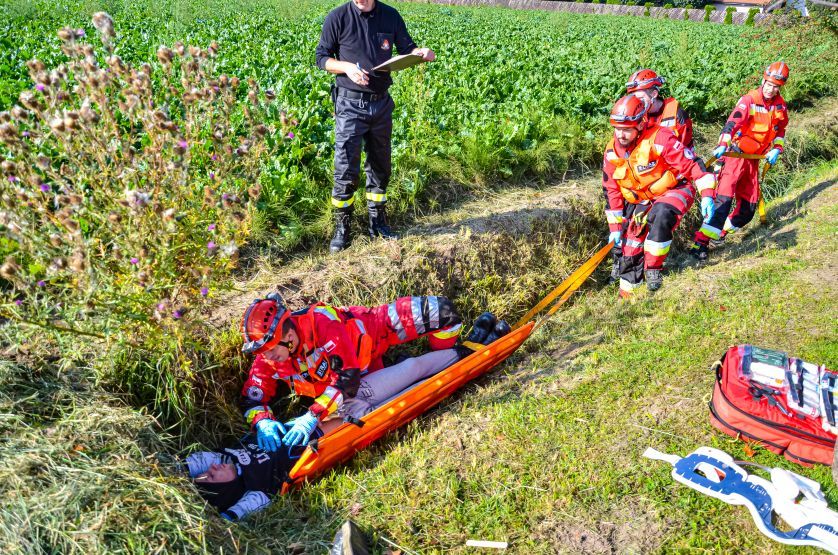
[241,292,289,354]
[763,61,789,86]
[610,95,649,129]
[626,69,665,93]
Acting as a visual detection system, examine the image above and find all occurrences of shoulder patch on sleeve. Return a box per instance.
[323,340,336,353]
[247,386,264,401]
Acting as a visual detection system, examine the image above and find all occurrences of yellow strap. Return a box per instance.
[514,243,612,330]
[758,162,771,225]
[705,152,766,167]
[460,340,485,351]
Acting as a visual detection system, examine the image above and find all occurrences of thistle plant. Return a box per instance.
[0,13,286,352]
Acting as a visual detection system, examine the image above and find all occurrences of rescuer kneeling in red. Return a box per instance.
[239,294,508,450]
[602,95,716,297]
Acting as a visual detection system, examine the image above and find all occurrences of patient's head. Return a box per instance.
[193,461,245,512]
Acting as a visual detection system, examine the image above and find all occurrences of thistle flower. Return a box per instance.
[207,241,217,254]
[37,280,46,287]
[39,183,50,193]
[200,287,208,297]
[36,156,50,171]
[92,12,115,41]
[221,242,239,261]
[0,256,20,280]
[124,189,151,208]
[36,84,47,93]
[18,90,41,111]
[287,132,295,139]
[57,27,76,43]
[130,257,139,265]
[69,251,85,272]
[172,309,184,319]
[157,46,174,65]
[1,160,16,174]
[10,106,27,120]
[207,223,216,231]
[49,118,66,134]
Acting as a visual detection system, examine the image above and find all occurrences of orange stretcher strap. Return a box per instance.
[514,242,612,331]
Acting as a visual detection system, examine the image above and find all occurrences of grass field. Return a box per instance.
[0,0,837,552]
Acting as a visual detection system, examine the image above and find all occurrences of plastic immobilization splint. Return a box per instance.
[282,322,534,491]
[644,446,838,553]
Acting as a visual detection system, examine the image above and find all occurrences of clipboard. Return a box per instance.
[372,53,424,72]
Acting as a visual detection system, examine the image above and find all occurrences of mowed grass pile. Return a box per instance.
[0,0,837,552]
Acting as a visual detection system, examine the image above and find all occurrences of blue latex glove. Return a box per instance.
[712,145,727,160]
[608,230,622,247]
[765,148,781,165]
[255,419,286,452]
[282,412,319,446]
[700,197,716,222]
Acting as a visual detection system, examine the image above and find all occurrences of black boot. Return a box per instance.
[329,208,352,253]
[689,242,708,261]
[368,204,398,240]
[645,268,663,291]
[465,312,497,345]
[484,319,511,344]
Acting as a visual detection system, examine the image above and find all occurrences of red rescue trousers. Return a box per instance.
[348,296,463,370]
[694,156,760,245]
[619,183,695,294]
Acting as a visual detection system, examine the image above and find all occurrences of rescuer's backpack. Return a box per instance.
[709,345,837,466]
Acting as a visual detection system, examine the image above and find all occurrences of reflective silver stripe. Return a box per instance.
[411,296,425,335]
[354,319,366,335]
[428,296,440,329]
[388,302,407,341]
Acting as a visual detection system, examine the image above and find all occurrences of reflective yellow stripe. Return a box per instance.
[331,197,355,208]
[619,278,642,292]
[695,174,715,193]
[313,389,341,417]
[314,305,340,321]
[723,218,740,233]
[699,223,722,240]
[431,323,462,340]
[605,210,624,225]
[244,406,272,425]
[773,137,785,147]
[644,240,671,257]
[365,192,386,203]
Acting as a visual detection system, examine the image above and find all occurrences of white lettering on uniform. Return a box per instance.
[224,447,252,466]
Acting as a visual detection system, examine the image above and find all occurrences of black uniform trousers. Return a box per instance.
[331,92,394,210]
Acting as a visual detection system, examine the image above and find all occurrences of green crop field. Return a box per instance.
[0,0,836,552]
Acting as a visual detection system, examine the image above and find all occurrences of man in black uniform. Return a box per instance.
[315,0,436,253]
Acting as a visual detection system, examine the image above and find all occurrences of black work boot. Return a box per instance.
[689,242,708,261]
[465,312,497,345]
[645,269,663,291]
[368,204,398,240]
[484,319,512,344]
[329,209,353,253]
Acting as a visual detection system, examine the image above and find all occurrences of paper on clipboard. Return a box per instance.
[372,53,423,72]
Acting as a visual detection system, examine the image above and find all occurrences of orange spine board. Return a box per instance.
[283,322,534,492]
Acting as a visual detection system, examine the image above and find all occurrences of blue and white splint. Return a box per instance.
[644,446,838,553]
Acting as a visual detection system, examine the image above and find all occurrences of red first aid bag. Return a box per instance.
[709,345,837,466]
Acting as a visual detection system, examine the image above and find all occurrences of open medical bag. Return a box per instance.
[709,345,837,466]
